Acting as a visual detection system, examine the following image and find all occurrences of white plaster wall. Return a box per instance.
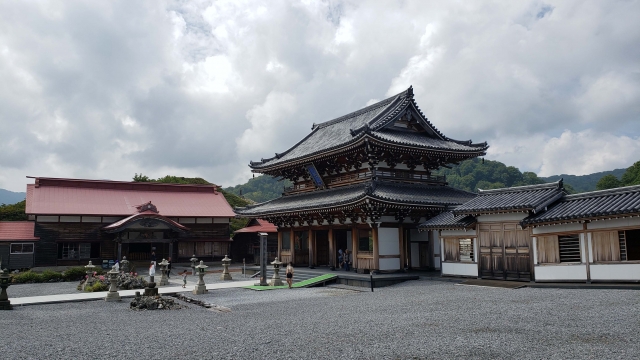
[442,262,477,277]
[441,229,477,237]
[379,258,401,271]
[587,217,640,230]
[410,243,420,267]
[378,227,399,255]
[533,223,583,235]
[590,264,640,281]
[534,265,587,281]
[477,213,527,222]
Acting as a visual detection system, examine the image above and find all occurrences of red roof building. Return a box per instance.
[23,177,236,268]
[0,221,39,269]
[231,219,278,264]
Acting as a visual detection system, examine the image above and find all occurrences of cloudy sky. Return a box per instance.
[1,0,639,192]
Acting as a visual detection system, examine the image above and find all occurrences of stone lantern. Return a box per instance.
[192,260,208,295]
[158,258,169,286]
[220,255,232,281]
[82,260,96,291]
[120,256,130,273]
[0,267,12,310]
[269,257,284,286]
[104,266,121,302]
[190,255,198,278]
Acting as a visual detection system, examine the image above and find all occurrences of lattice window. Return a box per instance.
[619,231,627,261]
[10,243,34,254]
[459,239,474,262]
[558,235,581,263]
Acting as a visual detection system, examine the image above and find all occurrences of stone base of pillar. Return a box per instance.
[220,273,232,281]
[105,291,121,302]
[269,278,284,286]
[144,283,158,296]
[159,275,169,286]
[0,300,12,310]
[192,284,207,295]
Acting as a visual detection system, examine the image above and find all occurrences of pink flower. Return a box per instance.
[99,276,105,281]
[85,275,88,279]
[134,273,137,276]
[93,271,97,276]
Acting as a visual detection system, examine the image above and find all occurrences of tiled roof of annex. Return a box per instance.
[250,86,488,170]
[0,221,39,242]
[452,180,565,216]
[522,184,640,226]
[235,180,476,217]
[418,210,477,230]
[25,177,235,218]
[233,219,278,234]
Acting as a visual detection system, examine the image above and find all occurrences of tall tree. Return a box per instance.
[621,160,640,186]
[596,174,622,190]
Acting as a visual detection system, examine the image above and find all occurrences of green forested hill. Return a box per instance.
[542,169,626,193]
[432,158,547,192]
[223,175,291,203]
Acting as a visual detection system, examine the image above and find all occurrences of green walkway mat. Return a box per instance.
[244,274,337,291]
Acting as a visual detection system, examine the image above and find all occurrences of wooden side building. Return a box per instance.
[23,177,235,267]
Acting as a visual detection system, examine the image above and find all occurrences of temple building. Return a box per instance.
[420,182,640,282]
[231,219,278,265]
[236,86,488,272]
[19,177,235,268]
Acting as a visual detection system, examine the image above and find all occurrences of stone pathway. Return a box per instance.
[9,280,255,306]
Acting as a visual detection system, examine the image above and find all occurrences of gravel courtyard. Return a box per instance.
[1,280,638,360]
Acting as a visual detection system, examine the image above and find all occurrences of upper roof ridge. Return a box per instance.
[313,86,412,130]
[563,184,640,200]
[478,179,563,194]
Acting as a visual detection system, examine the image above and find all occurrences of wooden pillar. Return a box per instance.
[277,231,282,260]
[117,243,122,261]
[328,228,334,268]
[308,228,314,268]
[372,225,379,270]
[290,228,295,265]
[398,225,405,271]
[351,224,358,271]
[168,242,173,261]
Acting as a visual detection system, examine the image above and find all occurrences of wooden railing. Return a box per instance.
[283,169,446,195]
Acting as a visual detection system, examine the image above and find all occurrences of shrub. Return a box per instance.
[40,270,63,282]
[89,282,109,292]
[62,267,88,281]
[11,271,42,284]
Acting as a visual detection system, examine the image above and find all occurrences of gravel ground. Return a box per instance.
[1,280,639,360]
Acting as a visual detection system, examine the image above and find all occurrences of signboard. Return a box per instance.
[305,163,325,188]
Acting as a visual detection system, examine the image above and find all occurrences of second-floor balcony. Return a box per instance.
[283,169,446,195]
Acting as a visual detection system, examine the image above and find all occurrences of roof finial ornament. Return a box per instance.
[407,85,413,97]
[136,201,158,214]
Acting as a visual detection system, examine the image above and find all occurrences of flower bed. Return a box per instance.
[77,272,148,292]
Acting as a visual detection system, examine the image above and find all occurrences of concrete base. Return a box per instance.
[192,285,208,295]
[104,291,121,302]
[0,300,12,310]
[220,273,232,281]
[269,278,284,286]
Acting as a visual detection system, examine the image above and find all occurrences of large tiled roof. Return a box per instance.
[102,210,189,233]
[25,177,235,217]
[235,180,475,217]
[0,222,39,242]
[522,185,640,226]
[418,211,477,230]
[250,86,488,169]
[453,181,565,215]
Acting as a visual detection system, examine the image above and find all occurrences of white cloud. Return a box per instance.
[1,0,640,192]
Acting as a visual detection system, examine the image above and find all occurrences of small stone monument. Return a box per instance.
[0,265,12,310]
[193,261,208,295]
[105,266,121,302]
[120,256,130,273]
[144,262,158,296]
[220,255,232,280]
[158,259,169,286]
[82,261,96,291]
[269,257,284,286]
[190,254,198,277]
